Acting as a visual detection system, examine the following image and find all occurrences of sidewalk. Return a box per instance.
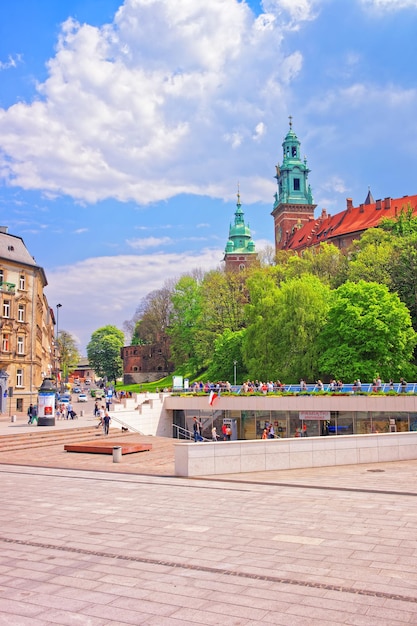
[0,413,417,624]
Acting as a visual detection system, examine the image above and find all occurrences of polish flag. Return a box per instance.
[209,390,219,406]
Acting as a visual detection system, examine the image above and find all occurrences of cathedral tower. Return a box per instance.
[224,190,257,271]
[271,117,316,250]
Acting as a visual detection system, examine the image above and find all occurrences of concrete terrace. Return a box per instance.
[0,412,417,624]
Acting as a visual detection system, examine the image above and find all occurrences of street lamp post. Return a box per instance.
[233,360,237,386]
[56,304,62,392]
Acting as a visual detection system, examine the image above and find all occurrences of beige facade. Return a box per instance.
[0,227,54,414]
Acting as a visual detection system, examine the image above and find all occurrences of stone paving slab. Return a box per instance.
[1,413,417,623]
[0,462,417,624]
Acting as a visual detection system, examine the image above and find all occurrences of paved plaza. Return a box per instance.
[0,413,417,624]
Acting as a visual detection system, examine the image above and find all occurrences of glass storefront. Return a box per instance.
[173,409,417,440]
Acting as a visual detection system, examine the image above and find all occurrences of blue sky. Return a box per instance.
[1,0,417,353]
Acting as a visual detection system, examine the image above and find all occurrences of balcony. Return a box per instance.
[0,282,16,294]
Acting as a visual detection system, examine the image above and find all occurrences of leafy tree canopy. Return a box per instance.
[317,280,417,381]
[87,325,124,384]
[58,330,80,382]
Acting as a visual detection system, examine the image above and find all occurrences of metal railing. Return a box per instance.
[172,424,210,442]
[110,414,145,435]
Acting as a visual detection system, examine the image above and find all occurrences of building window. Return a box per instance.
[16,398,23,412]
[17,336,24,355]
[293,178,300,191]
[18,304,25,322]
[292,146,297,157]
[2,334,9,352]
[16,369,23,387]
[19,274,25,290]
[0,270,3,284]
[3,300,10,318]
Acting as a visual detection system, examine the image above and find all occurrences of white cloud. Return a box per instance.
[126,236,172,249]
[0,0,306,206]
[0,54,22,70]
[44,248,223,351]
[359,0,417,10]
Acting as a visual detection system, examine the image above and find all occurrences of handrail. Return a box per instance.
[110,414,145,435]
[172,424,210,442]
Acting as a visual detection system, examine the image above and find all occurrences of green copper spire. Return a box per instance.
[225,189,256,255]
[273,116,314,209]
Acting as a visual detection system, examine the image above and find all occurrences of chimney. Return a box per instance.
[321,208,328,219]
[384,197,391,210]
[346,198,353,210]
[375,199,382,210]
[359,204,365,213]
[0,226,8,234]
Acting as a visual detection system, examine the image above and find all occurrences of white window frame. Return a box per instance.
[17,336,24,355]
[3,300,10,318]
[19,274,25,290]
[2,334,9,352]
[18,304,25,322]
[16,369,23,387]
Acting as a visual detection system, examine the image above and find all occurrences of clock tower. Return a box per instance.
[271,117,316,251]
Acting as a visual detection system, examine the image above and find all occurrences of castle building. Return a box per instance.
[224,191,258,271]
[121,335,173,385]
[273,119,417,254]
[0,227,55,414]
[271,117,316,251]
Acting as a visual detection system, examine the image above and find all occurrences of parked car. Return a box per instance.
[73,387,81,394]
[78,393,88,402]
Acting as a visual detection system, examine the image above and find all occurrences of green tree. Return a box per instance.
[317,280,417,381]
[346,228,394,286]
[206,329,247,383]
[194,269,249,368]
[87,325,125,384]
[168,275,203,370]
[57,330,80,382]
[244,272,331,382]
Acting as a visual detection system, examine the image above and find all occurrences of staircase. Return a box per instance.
[0,426,129,453]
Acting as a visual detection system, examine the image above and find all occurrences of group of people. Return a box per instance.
[95,403,111,434]
[56,402,77,420]
[192,417,232,442]
[261,422,276,439]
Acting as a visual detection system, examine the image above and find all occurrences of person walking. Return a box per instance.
[27,404,34,424]
[193,416,203,442]
[211,426,218,442]
[103,410,111,435]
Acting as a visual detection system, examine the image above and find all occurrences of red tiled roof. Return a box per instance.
[286,194,417,251]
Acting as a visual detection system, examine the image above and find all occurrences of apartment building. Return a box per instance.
[0,227,55,414]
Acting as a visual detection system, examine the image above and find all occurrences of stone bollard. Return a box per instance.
[11,415,16,423]
[80,410,84,417]
[113,446,122,463]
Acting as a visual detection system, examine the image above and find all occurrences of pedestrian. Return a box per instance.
[27,404,34,424]
[268,424,275,439]
[400,378,407,393]
[103,410,111,435]
[211,426,218,442]
[225,425,232,441]
[262,428,268,440]
[221,423,227,441]
[193,416,203,442]
[94,401,100,417]
[98,405,105,432]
